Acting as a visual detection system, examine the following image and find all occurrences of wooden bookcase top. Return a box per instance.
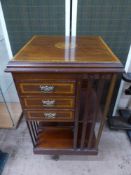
[6,36,123,72]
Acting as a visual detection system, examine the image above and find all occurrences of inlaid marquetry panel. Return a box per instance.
[17,81,75,95]
[21,96,75,109]
[26,110,74,122]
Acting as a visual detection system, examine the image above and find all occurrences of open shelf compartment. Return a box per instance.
[37,127,73,149]
[27,120,98,155]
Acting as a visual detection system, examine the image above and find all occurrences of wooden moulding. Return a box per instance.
[5,36,124,73]
[5,61,123,73]
[33,148,98,155]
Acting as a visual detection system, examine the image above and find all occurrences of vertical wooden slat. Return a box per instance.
[35,121,39,127]
[26,121,36,147]
[80,123,87,149]
[80,77,93,149]
[87,112,97,148]
[31,121,38,139]
[97,75,105,102]
[96,74,117,146]
[87,75,105,148]
[30,121,37,142]
[73,80,81,149]
[34,121,38,134]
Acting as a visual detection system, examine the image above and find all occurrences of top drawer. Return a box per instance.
[16,81,75,95]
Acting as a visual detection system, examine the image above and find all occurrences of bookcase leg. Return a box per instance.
[51,155,59,161]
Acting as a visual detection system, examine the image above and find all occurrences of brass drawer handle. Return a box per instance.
[40,85,55,93]
[42,100,55,107]
[44,112,56,119]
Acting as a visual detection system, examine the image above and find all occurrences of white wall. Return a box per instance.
[0,2,12,59]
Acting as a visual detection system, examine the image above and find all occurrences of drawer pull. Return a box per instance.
[40,85,55,93]
[42,100,55,107]
[44,112,56,119]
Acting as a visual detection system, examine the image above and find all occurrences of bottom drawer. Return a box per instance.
[25,110,74,122]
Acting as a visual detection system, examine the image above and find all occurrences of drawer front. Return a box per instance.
[26,110,74,121]
[17,81,75,95]
[22,97,75,109]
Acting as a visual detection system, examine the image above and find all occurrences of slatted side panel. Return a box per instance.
[26,120,39,147]
[95,74,117,147]
[77,74,116,150]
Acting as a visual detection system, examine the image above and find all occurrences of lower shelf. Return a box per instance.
[37,127,73,149]
[34,127,97,155]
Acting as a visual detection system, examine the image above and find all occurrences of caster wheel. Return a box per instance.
[52,155,59,161]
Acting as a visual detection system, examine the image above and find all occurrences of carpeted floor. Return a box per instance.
[0,119,131,175]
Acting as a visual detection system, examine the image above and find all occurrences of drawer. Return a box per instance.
[21,97,75,109]
[26,110,74,121]
[17,81,75,95]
